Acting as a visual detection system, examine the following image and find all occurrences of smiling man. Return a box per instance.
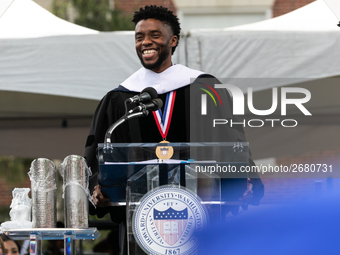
[135,18,176,73]
[85,6,208,205]
[84,5,264,255]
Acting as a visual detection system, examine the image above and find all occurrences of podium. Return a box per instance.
[97,142,249,255]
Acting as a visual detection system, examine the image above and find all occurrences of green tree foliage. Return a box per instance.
[0,156,32,186]
[0,156,33,222]
[52,0,69,21]
[52,0,135,31]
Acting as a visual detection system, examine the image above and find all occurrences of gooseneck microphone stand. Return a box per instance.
[104,110,149,144]
[105,90,163,144]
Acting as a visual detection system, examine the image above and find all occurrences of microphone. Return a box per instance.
[127,87,158,103]
[128,99,163,114]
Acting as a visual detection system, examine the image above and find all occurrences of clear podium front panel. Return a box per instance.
[98,142,249,164]
[97,142,249,203]
[98,142,249,255]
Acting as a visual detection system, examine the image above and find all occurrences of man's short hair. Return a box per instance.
[132,5,181,55]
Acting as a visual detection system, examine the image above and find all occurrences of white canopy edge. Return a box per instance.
[0,0,98,39]
[227,0,338,31]
[323,0,340,20]
[186,0,340,92]
[0,0,14,19]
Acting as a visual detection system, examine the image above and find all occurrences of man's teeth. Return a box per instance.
[143,50,156,55]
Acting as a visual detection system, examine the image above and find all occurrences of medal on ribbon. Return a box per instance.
[154,91,176,160]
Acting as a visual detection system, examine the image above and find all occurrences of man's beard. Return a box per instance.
[139,46,170,71]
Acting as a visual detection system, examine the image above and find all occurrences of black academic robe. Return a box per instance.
[84,74,264,222]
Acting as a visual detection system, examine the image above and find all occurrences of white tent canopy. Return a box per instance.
[0,32,142,100]
[0,0,98,38]
[0,0,340,100]
[0,0,138,101]
[185,0,340,161]
[186,0,340,92]
[0,0,186,101]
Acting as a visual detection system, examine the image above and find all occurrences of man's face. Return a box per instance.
[135,18,178,73]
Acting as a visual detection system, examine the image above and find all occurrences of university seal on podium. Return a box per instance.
[132,186,209,255]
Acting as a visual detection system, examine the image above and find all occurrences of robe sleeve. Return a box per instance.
[84,91,128,220]
[84,93,111,192]
[84,92,111,218]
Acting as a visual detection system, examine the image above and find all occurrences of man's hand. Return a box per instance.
[239,180,253,204]
[92,185,110,207]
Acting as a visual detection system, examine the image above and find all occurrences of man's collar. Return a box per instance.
[120,64,204,94]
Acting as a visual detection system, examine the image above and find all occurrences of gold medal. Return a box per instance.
[156,140,174,160]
